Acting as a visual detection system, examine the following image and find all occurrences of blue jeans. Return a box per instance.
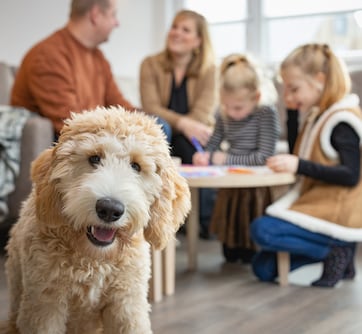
[250,215,353,281]
[156,117,172,143]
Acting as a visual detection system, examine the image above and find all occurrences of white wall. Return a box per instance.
[0,0,177,78]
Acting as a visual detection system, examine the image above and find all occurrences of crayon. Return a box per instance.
[191,136,205,153]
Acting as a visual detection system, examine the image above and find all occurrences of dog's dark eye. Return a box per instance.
[131,162,141,172]
[88,155,101,166]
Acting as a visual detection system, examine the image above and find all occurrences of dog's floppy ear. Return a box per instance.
[144,157,191,250]
[31,148,63,225]
[31,148,53,184]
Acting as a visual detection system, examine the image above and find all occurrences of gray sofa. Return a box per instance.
[0,62,53,228]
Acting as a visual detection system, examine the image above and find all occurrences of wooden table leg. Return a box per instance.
[277,251,290,286]
[149,248,163,302]
[187,187,199,271]
[162,238,175,296]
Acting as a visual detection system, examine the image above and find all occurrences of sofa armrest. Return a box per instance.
[7,115,53,221]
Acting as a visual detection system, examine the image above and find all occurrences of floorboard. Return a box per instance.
[1,235,362,333]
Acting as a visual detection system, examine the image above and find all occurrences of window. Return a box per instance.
[183,0,362,67]
[183,0,248,59]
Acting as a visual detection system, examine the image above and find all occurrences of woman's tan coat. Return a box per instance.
[139,52,218,130]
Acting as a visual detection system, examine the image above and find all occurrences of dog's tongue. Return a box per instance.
[93,227,116,242]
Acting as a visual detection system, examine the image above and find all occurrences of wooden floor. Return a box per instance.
[1,235,362,333]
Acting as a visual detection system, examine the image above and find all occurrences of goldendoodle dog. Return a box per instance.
[2,107,191,334]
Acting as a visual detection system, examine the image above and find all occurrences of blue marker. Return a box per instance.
[191,136,204,153]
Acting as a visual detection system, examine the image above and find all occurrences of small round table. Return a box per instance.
[183,166,296,285]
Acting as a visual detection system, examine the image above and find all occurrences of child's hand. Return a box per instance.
[211,151,227,165]
[192,152,210,166]
[267,154,299,173]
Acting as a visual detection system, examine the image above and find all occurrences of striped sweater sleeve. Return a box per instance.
[226,106,280,166]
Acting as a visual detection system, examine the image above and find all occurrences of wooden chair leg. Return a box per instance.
[149,248,163,302]
[187,187,199,271]
[277,251,290,286]
[162,238,176,296]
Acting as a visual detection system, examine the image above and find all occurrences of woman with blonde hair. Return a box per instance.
[140,9,217,163]
[251,43,362,287]
[140,10,218,237]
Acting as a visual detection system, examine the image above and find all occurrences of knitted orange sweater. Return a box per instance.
[11,27,135,134]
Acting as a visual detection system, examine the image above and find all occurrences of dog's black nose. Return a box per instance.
[96,197,124,223]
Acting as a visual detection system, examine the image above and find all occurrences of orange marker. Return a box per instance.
[228,167,254,174]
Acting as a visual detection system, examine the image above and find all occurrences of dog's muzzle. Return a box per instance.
[86,197,125,247]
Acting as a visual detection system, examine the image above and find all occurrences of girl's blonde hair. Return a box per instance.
[220,54,259,93]
[164,10,215,76]
[220,53,277,105]
[280,43,351,112]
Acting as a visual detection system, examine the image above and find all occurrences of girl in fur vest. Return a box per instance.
[251,43,362,287]
[192,54,280,263]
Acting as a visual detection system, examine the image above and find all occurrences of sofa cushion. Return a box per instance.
[7,115,53,221]
[0,62,16,105]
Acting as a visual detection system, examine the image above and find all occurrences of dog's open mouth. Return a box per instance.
[86,226,117,247]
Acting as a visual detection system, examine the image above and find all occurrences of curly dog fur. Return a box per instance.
[2,107,191,334]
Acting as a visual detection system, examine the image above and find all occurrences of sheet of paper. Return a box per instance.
[179,165,273,178]
[178,165,227,178]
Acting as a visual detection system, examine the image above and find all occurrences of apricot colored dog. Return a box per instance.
[3,107,190,334]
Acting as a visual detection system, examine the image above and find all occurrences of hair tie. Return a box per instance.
[223,57,248,74]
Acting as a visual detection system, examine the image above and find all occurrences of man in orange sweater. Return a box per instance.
[11,0,163,139]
